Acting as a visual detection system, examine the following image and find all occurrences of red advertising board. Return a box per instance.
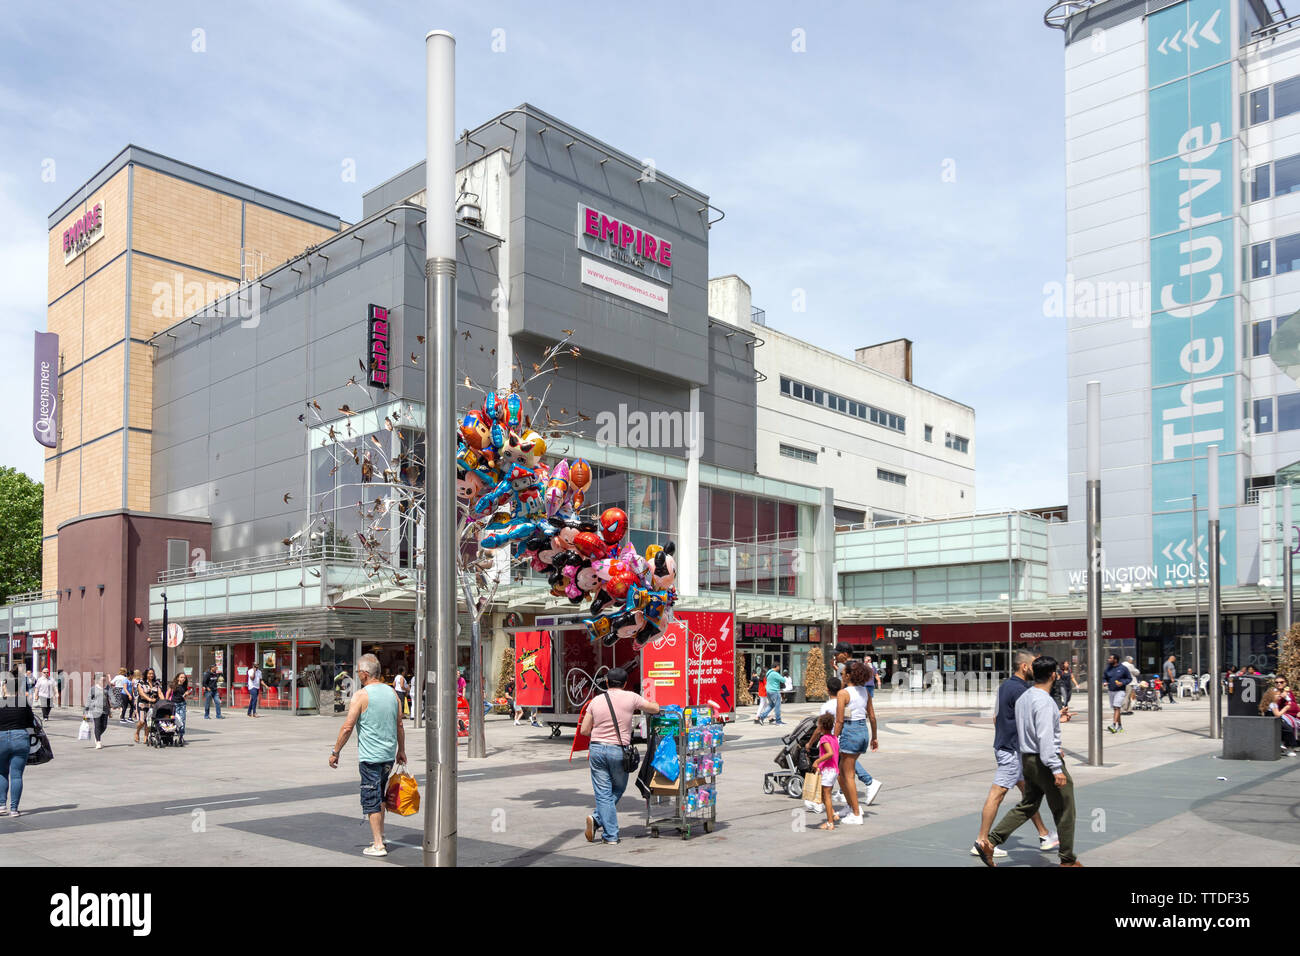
[514,631,552,707]
[678,610,736,713]
[640,623,689,708]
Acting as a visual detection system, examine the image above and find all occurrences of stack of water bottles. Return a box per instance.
[682,705,724,817]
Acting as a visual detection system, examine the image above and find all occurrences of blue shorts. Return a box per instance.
[839,720,869,755]
[359,760,394,815]
[993,748,1023,789]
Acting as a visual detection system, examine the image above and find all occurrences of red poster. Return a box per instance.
[514,631,552,707]
[569,697,592,760]
[640,621,689,708]
[678,611,736,713]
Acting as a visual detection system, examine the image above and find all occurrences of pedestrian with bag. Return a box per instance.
[806,712,840,830]
[85,673,111,750]
[133,668,162,744]
[202,665,223,719]
[329,653,406,858]
[393,670,409,718]
[833,660,879,825]
[580,667,660,846]
[1,666,36,816]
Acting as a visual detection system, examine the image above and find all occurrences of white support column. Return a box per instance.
[677,386,701,597]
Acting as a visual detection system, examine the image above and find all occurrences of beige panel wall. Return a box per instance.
[54,366,83,452]
[128,342,153,433]
[42,449,78,590]
[243,203,336,274]
[132,167,241,279]
[80,438,123,515]
[127,431,151,512]
[130,254,240,340]
[82,256,127,360]
[81,344,125,442]
[47,292,84,370]
[41,537,58,592]
[47,168,130,304]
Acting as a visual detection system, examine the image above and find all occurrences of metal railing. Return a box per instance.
[155,545,367,584]
[750,307,767,327]
[4,589,60,606]
[836,507,1060,533]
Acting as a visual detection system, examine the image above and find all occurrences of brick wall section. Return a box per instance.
[132,168,242,278]
[244,203,335,273]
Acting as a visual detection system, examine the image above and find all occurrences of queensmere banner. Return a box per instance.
[33,331,58,449]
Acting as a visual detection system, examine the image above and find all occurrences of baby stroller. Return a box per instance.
[1133,681,1162,711]
[763,715,819,799]
[147,701,184,747]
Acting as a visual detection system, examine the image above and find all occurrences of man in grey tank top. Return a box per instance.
[329,653,406,857]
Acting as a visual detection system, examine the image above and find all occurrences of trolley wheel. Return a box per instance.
[549,724,561,738]
[762,776,775,795]
[650,827,660,838]
[785,776,803,799]
[681,829,690,840]
[704,819,714,833]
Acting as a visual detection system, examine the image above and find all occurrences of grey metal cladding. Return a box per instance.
[699,323,757,472]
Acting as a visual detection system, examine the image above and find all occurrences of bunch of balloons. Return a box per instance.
[456,389,678,646]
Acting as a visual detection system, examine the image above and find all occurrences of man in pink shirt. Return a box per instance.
[580,667,660,845]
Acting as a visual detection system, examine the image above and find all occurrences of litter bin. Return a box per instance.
[1226,674,1268,717]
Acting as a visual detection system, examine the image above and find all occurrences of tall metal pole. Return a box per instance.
[414,558,423,730]
[1085,381,1103,766]
[1193,493,1200,677]
[1207,444,1222,740]
[1007,512,1014,678]
[1285,484,1294,637]
[160,593,168,690]
[462,578,486,757]
[423,29,458,868]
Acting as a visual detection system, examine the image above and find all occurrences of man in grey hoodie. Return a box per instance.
[974,655,1081,867]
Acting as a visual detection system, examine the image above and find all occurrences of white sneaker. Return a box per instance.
[94,742,103,750]
[840,813,864,825]
[832,792,848,806]
[969,844,1008,858]
[1039,833,1060,852]
[362,844,388,857]
[803,801,825,814]
[863,780,882,806]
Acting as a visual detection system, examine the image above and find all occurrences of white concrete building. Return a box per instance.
[708,275,976,526]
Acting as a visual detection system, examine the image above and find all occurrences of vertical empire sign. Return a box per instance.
[1147,0,1236,586]
[367,304,391,389]
[32,332,58,449]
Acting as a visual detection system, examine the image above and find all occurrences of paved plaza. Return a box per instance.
[2,694,1296,867]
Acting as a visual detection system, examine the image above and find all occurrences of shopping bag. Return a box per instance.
[77,719,91,741]
[28,717,53,766]
[651,736,680,781]
[801,772,822,804]
[384,764,421,816]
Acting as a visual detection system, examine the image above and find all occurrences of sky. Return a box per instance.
[0,0,1069,510]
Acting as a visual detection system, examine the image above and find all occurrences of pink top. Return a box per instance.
[814,732,840,772]
[588,688,649,745]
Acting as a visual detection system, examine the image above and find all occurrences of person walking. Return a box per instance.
[1161,655,1177,705]
[0,670,36,817]
[807,713,840,831]
[170,674,190,739]
[1120,656,1140,715]
[329,653,407,858]
[85,673,111,750]
[1104,654,1132,734]
[808,676,850,815]
[33,668,55,721]
[970,651,1055,862]
[747,667,764,716]
[863,655,879,699]
[246,663,263,717]
[581,667,660,846]
[833,660,879,825]
[755,664,785,726]
[1058,661,1078,707]
[393,670,409,718]
[202,665,223,719]
[975,655,1081,867]
[120,670,138,723]
[132,668,162,744]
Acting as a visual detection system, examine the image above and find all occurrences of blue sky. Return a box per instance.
[0,0,1067,509]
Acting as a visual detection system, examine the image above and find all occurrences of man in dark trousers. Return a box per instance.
[975,655,1081,867]
[1161,655,1177,704]
[202,665,223,719]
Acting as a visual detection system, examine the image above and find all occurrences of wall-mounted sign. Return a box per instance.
[33,332,58,449]
[579,257,668,314]
[743,622,784,641]
[166,622,184,648]
[367,304,391,388]
[63,201,104,264]
[29,631,57,651]
[578,203,672,281]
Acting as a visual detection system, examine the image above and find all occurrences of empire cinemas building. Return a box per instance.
[12,104,977,711]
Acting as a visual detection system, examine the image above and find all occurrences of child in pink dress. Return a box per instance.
[808,712,840,831]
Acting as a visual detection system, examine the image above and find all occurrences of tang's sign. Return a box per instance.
[63,202,104,264]
[367,304,390,388]
[33,332,58,449]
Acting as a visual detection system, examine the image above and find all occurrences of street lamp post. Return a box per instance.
[1086,380,1103,766]
[1192,493,1200,676]
[1207,444,1222,740]
[423,29,458,868]
[1285,483,1294,637]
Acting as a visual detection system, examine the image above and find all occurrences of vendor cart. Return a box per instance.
[644,706,722,840]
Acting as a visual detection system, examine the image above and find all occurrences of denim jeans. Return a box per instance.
[0,727,30,811]
[589,742,629,843]
[174,701,187,734]
[756,692,782,723]
[204,688,222,718]
[247,688,260,715]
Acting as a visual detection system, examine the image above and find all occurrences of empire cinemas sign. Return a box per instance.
[33,332,58,449]
[63,201,105,264]
[367,304,390,389]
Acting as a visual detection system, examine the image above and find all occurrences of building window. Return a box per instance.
[877,468,907,486]
[945,432,970,454]
[1246,475,1275,506]
[1253,319,1274,357]
[1255,397,1274,434]
[1277,75,1300,122]
[779,443,818,464]
[1250,163,1271,202]
[778,375,905,433]
[1276,155,1300,195]
[166,539,190,572]
[924,424,933,442]
[1280,393,1300,432]
[1250,87,1271,125]
[1279,233,1300,275]
[1252,241,1272,278]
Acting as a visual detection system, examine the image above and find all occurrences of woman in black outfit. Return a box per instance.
[133,669,161,744]
[1,666,36,816]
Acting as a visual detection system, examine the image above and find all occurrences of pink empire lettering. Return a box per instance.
[368,305,391,388]
[581,205,672,268]
[63,203,103,253]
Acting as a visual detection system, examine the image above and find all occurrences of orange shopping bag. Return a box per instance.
[384,763,421,816]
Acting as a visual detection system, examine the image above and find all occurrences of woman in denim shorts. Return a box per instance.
[834,661,878,825]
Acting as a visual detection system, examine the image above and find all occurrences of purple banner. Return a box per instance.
[33,331,58,449]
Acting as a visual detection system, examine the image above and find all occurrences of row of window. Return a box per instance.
[779,376,905,433]
[945,433,970,453]
[1251,393,1300,434]
[779,443,817,464]
[1246,152,1300,203]
[1248,233,1300,278]
[877,468,906,486]
[1246,79,1300,128]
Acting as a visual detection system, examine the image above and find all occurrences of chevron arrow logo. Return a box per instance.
[1174,540,1186,561]
[1157,11,1220,56]
[1201,9,1221,44]
[1169,29,1182,52]
[1186,21,1199,48]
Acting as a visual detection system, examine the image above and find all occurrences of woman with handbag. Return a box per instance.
[170,674,190,739]
[86,673,111,750]
[133,669,162,744]
[578,667,660,846]
[0,666,36,816]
